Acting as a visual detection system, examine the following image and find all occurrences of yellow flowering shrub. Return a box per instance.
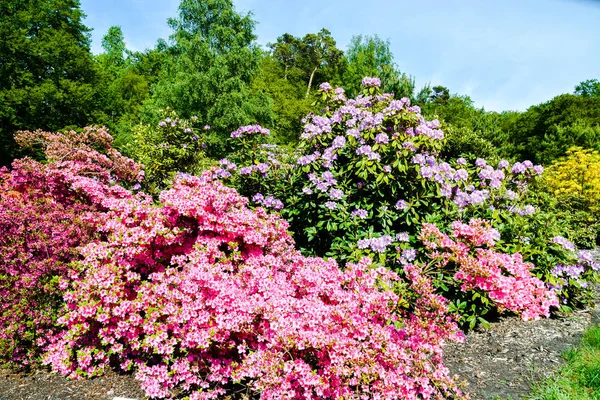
[545,147,600,211]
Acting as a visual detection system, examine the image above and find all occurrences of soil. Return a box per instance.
[2,257,600,400]
[444,304,600,399]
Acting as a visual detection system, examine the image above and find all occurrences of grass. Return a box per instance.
[527,325,600,399]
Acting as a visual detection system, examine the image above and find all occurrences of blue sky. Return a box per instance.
[80,0,600,112]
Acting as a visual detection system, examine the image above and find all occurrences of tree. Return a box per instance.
[148,0,272,156]
[269,33,304,81]
[270,29,345,99]
[0,0,97,166]
[300,29,344,98]
[101,26,126,66]
[251,54,312,144]
[575,79,600,98]
[506,94,600,164]
[343,35,414,98]
[93,26,153,150]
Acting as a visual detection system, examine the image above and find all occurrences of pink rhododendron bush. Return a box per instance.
[420,219,559,321]
[0,127,143,367]
[44,173,468,399]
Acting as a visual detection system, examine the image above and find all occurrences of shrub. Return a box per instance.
[542,147,600,247]
[0,127,143,368]
[45,174,468,400]
[126,108,211,194]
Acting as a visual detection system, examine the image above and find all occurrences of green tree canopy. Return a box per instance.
[270,29,345,98]
[343,34,414,98]
[575,79,600,98]
[148,0,272,156]
[0,0,97,166]
[506,93,600,164]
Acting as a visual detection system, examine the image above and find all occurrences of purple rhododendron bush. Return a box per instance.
[0,127,143,368]
[216,78,599,329]
[44,173,468,399]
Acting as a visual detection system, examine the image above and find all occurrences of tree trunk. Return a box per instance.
[305,64,319,99]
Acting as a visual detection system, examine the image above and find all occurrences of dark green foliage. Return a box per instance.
[440,124,500,163]
[505,93,600,165]
[0,0,97,166]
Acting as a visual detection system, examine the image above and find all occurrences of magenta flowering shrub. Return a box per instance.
[420,219,559,322]
[0,166,98,367]
[45,174,468,399]
[0,127,143,367]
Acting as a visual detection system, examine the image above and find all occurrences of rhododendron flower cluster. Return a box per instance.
[420,219,559,321]
[0,127,143,367]
[45,174,467,399]
[230,124,270,138]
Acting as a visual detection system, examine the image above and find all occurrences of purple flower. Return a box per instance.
[361,77,381,87]
[204,125,210,130]
[552,236,576,251]
[252,193,264,202]
[475,158,487,168]
[370,235,393,252]
[319,82,333,92]
[396,232,410,242]
[132,183,141,191]
[578,251,593,264]
[395,200,409,211]
[302,187,313,195]
[351,209,368,219]
[374,133,389,144]
[325,201,338,210]
[158,121,167,127]
[231,124,270,138]
[184,128,192,134]
[403,141,417,151]
[383,165,392,173]
[457,157,467,165]
[401,248,417,262]
[533,165,544,175]
[192,135,199,141]
[329,188,344,200]
[498,160,510,169]
[511,162,526,174]
[412,154,426,165]
[469,190,489,205]
[331,135,347,149]
[454,169,468,181]
[420,166,434,179]
[239,167,253,175]
[254,163,269,174]
[517,205,536,216]
[357,239,370,249]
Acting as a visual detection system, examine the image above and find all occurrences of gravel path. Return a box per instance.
[444,305,600,399]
